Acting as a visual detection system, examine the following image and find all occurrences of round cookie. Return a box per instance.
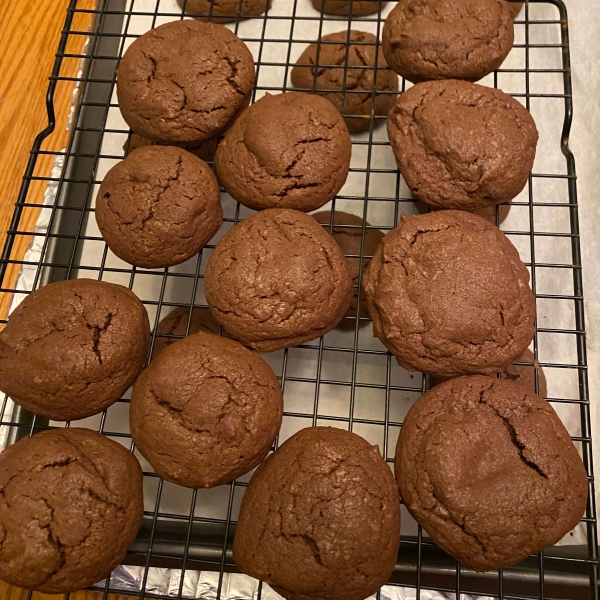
[312,0,389,16]
[131,331,283,488]
[431,348,548,398]
[363,210,536,378]
[178,0,271,22]
[152,306,220,357]
[215,92,351,212]
[124,132,219,163]
[388,80,538,211]
[204,208,353,353]
[395,375,588,572]
[0,428,143,593]
[96,146,223,269]
[117,20,255,144]
[0,279,150,421]
[291,31,399,133]
[382,0,514,83]
[234,426,401,600]
[312,211,384,324]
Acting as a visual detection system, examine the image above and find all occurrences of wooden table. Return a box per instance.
[0,2,130,597]
[0,0,97,321]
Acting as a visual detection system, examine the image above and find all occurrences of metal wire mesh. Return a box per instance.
[0,0,597,598]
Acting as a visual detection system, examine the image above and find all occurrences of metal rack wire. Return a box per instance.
[0,0,597,598]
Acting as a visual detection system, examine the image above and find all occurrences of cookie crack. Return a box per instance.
[429,488,489,555]
[224,55,246,96]
[479,390,549,479]
[38,498,67,587]
[140,155,183,228]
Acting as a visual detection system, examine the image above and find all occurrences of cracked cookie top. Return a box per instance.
[291,31,399,134]
[363,210,536,377]
[116,20,255,144]
[0,279,151,421]
[395,375,588,572]
[96,146,223,269]
[382,0,514,83]
[234,426,401,600]
[0,428,143,593]
[387,80,538,211]
[311,0,389,16]
[130,331,283,488]
[215,92,351,212]
[178,0,271,22]
[204,208,353,353]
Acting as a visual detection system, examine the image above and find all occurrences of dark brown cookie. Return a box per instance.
[96,146,223,269]
[363,210,536,378]
[395,376,588,572]
[215,92,351,212]
[124,132,219,163]
[131,331,283,488]
[312,0,389,16]
[152,306,221,357]
[432,348,548,398]
[117,20,255,144]
[178,0,271,21]
[312,211,384,324]
[382,0,514,83]
[234,426,400,600]
[0,428,143,593]
[507,1,523,18]
[205,208,353,353]
[388,80,538,211]
[0,279,150,421]
[291,31,399,133]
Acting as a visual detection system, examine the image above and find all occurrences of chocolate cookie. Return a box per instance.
[178,0,271,21]
[117,20,255,144]
[204,209,353,353]
[124,133,219,163]
[388,80,538,211]
[395,376,588,572]
[432,348,548,398]
[0,428,143,593]
[234,427,400,600]
[96,146,223,269]
[313,211,384,323]
[312,0,389,16]
[215,92,351,212]
[0,279,150,421]
[382,0,514,83]
[131,331,283,488]
[291,31,398,134]
[363,210,536,378]
[152,306,220,357]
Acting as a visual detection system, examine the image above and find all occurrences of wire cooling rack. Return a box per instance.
[0,0,597,598]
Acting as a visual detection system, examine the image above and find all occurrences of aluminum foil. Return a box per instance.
[95,566,492,600]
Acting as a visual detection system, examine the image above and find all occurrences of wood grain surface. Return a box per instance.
[0,3,133,597]
[0,580,130,600]
[0,0,96,321]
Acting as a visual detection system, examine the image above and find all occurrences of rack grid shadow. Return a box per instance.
[0,0,597,599]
